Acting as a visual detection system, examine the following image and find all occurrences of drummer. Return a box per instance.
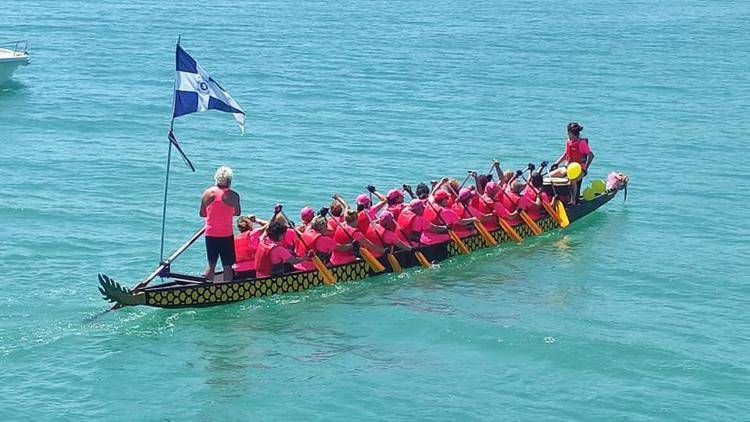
[551,122,595,203]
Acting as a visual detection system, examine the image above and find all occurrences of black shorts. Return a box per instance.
[205,235,235,267]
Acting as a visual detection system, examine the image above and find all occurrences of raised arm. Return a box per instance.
[402,184,415,199]
[332,194,351,211]
[492,160,504,179]
[366,185,387,202]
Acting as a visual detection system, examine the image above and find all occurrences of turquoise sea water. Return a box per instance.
[2,0,749,420]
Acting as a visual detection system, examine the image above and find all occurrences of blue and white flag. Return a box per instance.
[172,44,246,133]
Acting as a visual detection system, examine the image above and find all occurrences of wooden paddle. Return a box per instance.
[446,177,497,247]
[424,198,470,255]
[280,210,336,285]
[521,164,566,228]
[507,170,543,236]
[361,211,404,273]
[458,172,473,189]
[473,188,523,244]
[392,220,431,269]
[323,207,385,273]
[537,161,570,228]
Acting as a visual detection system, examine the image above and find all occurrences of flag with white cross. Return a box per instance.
[172,43,246,133]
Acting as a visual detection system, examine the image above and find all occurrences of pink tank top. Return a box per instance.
[204,187,235,237]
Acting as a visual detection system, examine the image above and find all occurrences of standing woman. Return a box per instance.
[200,166,241,282]
[551,122,595,203]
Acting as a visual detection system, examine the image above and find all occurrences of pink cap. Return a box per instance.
[380,211,395,228]
[409,198,425,213]
[386,189,403,202]
[300,206,314,222]
[484,181,498,196]
[434,190,449,202]
[458,187,474,203]
[356,194,371,207]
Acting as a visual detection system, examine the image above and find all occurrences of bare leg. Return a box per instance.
[570,180,579,204]
[222,265,234,282]
[549,167,567,178]
[204,263,216,282]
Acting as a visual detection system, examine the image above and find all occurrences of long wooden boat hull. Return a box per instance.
[98,188,621,309]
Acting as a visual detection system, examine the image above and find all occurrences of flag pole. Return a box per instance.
[159,35,181,264]
[159,131,173,263]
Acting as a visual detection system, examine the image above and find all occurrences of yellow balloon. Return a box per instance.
[567,162,582,180]
[591,179,606,194]
[582,187,595,201]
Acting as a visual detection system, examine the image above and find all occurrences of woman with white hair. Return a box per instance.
[199,166,241,282]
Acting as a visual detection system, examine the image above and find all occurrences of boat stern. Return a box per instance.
[98,273,146,307]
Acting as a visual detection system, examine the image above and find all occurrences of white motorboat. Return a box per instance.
[0,40,30,86]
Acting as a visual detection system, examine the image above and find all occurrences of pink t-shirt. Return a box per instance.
[295,235,337,271]
[465,203,497,231]
[330,226,366,266]
[368,228,407,258]
[233,227,263,272]
[420,207,460,245]
[520,187,550,220]
[255,243,292,279]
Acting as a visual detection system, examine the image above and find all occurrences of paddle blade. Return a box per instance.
[387,253,403,273]
[541,200,564,228]
[474,221,497,246]
[415,251,431,268]
[556,201,570,228]
[498,218,523,243]
[519,211,543,236]
[312,256,336,285]
[449,230,470,254]
[360,248,386,273]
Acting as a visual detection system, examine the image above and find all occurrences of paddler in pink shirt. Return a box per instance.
[365,211,413,257]
[420,190,476,245]
[519,173,551,220]
[355,189,386,234]
[482,181,520,225]
[385,189,406,219]
[397,199,430,246]
[298,206,315,232]
[199,166,241,282]
[453,187,498,231]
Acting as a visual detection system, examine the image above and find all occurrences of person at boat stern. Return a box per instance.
[200,166,241,282]
[551,122,595,203]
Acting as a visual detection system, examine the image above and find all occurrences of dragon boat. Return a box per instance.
[98,178,627,310]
